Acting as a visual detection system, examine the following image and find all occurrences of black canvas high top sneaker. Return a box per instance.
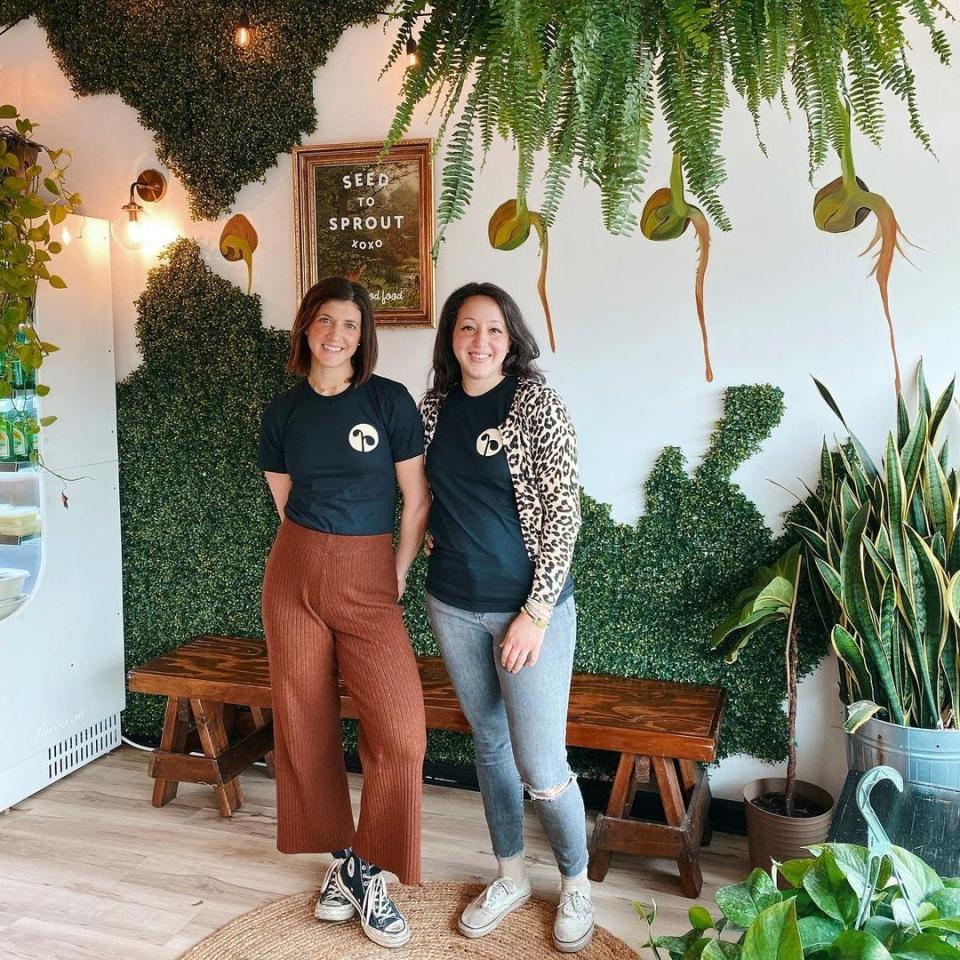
[313,849,356,922]
[335,853,411,948]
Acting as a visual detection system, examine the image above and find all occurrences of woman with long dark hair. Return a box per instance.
[259,277,429,949]
[419,282,592,953]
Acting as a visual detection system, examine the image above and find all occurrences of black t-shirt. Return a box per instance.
[425,377,534,611]
[258,375,423,535]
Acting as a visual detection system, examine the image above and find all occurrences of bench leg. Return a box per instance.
[190,699,244,817]
[652,756,703,898]
[250,706,276,778]
[588,752,637,882]
[151,697,191,807]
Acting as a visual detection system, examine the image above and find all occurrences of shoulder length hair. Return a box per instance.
[286,277,378,385]
[429,282,544,396]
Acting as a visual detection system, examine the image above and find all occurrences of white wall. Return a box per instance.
[4,17,959,801]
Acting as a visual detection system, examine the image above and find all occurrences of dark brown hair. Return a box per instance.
[428,282,544,396]
[286,277,378,384]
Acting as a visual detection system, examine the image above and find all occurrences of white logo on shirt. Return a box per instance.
[349,423,380,453]
[476,428,503,457]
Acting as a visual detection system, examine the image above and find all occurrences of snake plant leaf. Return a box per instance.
[640,155,713,382]
[841,502,905,723]
[905,526,948,724]
[816,558,843,603]
[923,445,954,547]
[918,361,933,420]
[219,214,258,295]
[929,377,955,441]
[814,380,879,481]
[901,409,929,499]
[487,199,555,352]
[834,627,875,703]
[845,698,884,733]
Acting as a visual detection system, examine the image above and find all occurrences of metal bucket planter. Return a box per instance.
[847,718,960,790]
[743,778,835,872]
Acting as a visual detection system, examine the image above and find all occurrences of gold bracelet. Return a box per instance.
[524,604,549,630]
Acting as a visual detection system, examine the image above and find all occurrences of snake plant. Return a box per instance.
[790,366,960,733]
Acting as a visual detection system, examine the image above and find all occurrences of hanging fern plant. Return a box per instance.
[383,0,951,372]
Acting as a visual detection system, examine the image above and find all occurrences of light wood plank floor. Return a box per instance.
[0,746,748,958]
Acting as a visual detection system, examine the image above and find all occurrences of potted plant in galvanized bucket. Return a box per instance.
[713,544,834,870]
[792,365,960,789]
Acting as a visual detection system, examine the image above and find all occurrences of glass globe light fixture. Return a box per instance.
[111,170,167,252]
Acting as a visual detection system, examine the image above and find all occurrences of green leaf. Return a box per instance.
[844,699,883,733]
[799,915,844,953]
[892,933,960,959]
[891,845,945,905]
[717,870,782,929]
[926,889,960,919]
[39,415,57,427]
[48,275,67,289]
[35,383,50,397]
[690,906,715,930]
[742,900,802,960]
[830,930,894,959]
[702,942,741,960]
[778,859,817,888]
[0,104,18,119]
[833,628,874,703]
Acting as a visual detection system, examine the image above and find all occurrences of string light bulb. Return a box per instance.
[235,13,252,49]
[405,35,418,69]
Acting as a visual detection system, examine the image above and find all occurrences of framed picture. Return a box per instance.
[293,139,435,327]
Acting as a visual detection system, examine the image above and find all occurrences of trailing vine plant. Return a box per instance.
[0,102,80,436]
[383,0,952,376]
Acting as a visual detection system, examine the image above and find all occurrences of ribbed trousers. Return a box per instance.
[261,519,426,884]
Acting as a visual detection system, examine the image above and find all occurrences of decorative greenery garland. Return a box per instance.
[385,0,951,238]
[118,239,826,770]
[0,0,382,219]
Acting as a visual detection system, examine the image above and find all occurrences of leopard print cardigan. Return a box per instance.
[419,377,581,614]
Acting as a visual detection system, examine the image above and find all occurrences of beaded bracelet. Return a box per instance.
[523,602,550,630]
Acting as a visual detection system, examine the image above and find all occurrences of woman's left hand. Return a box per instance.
[500,611,546,673]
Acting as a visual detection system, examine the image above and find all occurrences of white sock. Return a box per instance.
[497,851,527,886]
[560,869,591,898]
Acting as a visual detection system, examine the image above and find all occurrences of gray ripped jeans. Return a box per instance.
[425,593,588,877]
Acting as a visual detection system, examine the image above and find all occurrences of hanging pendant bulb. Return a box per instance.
[235,13,252,50]
[405,35,419,69]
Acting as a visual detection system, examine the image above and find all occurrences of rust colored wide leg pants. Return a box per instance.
[262,519,426,884]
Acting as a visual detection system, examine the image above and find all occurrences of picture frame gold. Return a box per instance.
[293,139,435,328]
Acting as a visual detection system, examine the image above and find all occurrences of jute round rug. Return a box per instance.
[178,880,639,959]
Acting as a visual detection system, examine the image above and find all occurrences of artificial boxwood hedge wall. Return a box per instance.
[117,239,826,771]
[0,0,381,219]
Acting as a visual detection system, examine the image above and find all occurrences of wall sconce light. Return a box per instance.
[235,13,252,49]
[112,169,167,251]
[405,35,418,69]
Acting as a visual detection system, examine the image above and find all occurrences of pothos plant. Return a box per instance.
[0,102,80,441]
[383,0,951,373]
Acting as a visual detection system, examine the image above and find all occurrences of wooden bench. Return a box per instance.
[128,633,725,896]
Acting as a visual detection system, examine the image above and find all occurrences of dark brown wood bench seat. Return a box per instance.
[128,633,725,896]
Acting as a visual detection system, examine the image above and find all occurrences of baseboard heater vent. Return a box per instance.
[47,714,121,782]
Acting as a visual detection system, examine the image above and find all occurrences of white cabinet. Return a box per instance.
[0,215,124,811]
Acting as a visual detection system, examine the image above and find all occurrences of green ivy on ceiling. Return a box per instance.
[384,0,952,238]
[0,0,382,219]
[117,238,826,772]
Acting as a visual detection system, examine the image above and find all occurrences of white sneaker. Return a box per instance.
[458,876,533,938]
[313,855,356,922]
[553,890,595,953]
